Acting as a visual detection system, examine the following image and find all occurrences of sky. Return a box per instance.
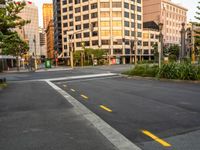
[31,0,198,27]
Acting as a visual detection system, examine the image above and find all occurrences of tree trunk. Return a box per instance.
[16,56,20,71]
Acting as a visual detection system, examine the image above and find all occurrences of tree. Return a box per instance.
[195,1,200,59]
[168,44,180,61]
[1,32,29,70]
[152,43,159,62]
[0,0,29,35]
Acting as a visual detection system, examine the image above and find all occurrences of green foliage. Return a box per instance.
[194,2,200,57]
[74,48,106,66]
[0,1,30,34]
[1,32,29,56]
[123,64,159,77]
[124,63,200,80]
[152,43,159,62]
[157,63,200,80]
[168,45,180,60]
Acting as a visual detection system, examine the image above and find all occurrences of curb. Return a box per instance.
[120,74,200,84]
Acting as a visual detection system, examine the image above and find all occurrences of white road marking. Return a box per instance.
[46,80,141,150]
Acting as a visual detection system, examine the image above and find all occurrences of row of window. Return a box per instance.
[62,3,97,13]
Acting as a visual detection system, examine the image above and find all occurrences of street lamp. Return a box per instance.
[33,35,37,70]
[158,23,163,68]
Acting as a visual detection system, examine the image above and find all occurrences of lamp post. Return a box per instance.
[33,35,37,70]
[158,23,163,68]
[180,22,186,61]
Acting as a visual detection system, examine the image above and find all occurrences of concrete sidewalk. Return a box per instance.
[3,66,72,73]
[0,82,116,150]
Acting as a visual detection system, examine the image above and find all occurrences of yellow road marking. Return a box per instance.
[142,130,171,147]
[71,89,75,92]
[81,94,88,99]
[100,105,112,112]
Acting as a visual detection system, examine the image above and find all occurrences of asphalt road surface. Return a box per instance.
[1,65,200,150]
[55,76,200,150]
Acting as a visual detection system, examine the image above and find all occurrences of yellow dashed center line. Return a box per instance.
[70,89,76,92]
[81,94,88,99]
[142,130,171,147]
[100,105,112,112]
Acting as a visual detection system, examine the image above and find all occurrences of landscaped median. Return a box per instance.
[123,63,200,81]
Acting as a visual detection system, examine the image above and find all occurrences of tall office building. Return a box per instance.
[143,0,187,45]
[46,20,55,59]
[43,3,53,30]
[18,1,40,56]
[39,27,47,57]
[53,0,62,53]
[60,0,143,64]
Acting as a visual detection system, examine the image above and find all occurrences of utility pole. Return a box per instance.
[158,23,163,68]
[33,35,37,70]
[180,23,186,61]
[191,23,196,63]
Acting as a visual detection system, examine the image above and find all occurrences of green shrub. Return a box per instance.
[157,63,200,80]
[124,63,200,80]
[123,64,159,77]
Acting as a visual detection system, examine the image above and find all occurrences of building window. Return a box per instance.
[102,40,110,45]
[92,40,98,46]
[69,6,73,11]
[124,30,130,36]
[63,15,68,20]
[124,21,129,27]
[137,6,141,12]
[137,32,142,38]
[143,42,148,46]
[137,0,141,4]
[112,2,121,8]
[91,3,97,9]
[83,23,89,29]
[131,13,135,19]
[92,31,98,36]
[101,30,110,36]
[101,11,110,17]
[76,33,82,39]
[75,0,80,4]
[91,12,98,18]
[82,5,89,11]
[84,32,90,37]
[113,30,122,36]
[100,2,110,8]
[112,20,121,26]
[124,12,129,18]
[83,14,89,20]
[76,24,81,30]
[63,8,67,12]
[137,15,141,20]
[76,42,81,47]
[75,16,81,22]
[63,23,68,27]
[101,21,110,27]
[69,14,73,19]
[131,4,135,10]
[75,7,81,13]
[137,23,141,29]
[112,11,121,17]
[124,2,129,9]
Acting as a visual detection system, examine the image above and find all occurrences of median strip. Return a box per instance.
[81,94,88,99]
[100,105,112,112]
[71,89,76,92]
[142,130,171,147]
